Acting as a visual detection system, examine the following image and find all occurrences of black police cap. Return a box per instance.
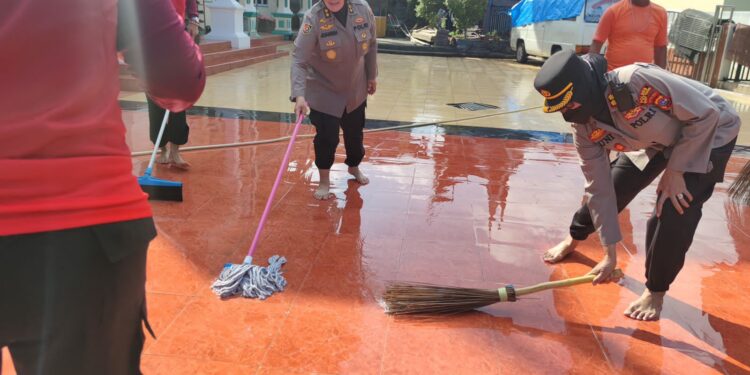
[534,50,589,113]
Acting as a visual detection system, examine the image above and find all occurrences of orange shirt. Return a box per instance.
[593,0,668,71]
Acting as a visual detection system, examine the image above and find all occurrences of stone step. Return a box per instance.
[205,51,289,75]
[199,40,232,54]
[202,44,278,66]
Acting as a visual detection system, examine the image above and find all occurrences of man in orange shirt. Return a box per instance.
[590,0,668,71]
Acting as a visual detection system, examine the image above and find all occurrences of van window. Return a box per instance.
[584,0,617,23]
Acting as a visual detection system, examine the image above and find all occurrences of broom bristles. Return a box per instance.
[383,282,501,315]
[728,160,750,205]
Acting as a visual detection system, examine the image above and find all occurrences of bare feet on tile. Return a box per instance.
[543,235,578,263]
[348,166,369,185]
[624,290,664,321]
[314,169,333,200]
[156,146,169,164]
[169,143,191,170]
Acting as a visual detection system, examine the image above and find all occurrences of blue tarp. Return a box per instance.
[509,0,585,27]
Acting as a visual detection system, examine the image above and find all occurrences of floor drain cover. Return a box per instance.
[447,102,499,111]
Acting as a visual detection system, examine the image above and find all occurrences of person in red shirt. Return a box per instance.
[149,0,201,169]
[0,0,205,373]
[590,0,669,71]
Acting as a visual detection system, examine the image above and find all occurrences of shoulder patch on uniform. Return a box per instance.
[589,128,607,142]
[652,94,672,111]
[623,106,644,120]
[302,23,312,34]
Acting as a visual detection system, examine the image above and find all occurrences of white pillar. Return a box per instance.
[243,0,262,38]
[297,0,309,28]
[205,0,251,48]
[272,0,294,36]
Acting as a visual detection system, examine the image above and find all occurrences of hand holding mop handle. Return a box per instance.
[498,269,624,302]
[243,115,305,265]
[145,110,171,176]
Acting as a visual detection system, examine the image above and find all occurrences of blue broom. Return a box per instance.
[138,110,183,201]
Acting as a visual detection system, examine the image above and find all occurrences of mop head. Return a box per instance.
[138,174,183,202]
[210,255,287,299]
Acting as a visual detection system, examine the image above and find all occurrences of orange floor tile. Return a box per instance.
[3,107,750,375]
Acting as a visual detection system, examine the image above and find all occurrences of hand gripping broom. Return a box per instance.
[210,115,305,300]
[138,110,183,201]
[383,269,624,315]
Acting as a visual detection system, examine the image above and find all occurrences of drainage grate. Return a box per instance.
[447,102,499,111]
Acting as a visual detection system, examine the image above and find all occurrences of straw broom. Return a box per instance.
[383,269,624,315]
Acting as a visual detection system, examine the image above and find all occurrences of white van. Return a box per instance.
[510,0,617,63]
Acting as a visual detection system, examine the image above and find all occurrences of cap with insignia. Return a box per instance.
[533,50,590,113]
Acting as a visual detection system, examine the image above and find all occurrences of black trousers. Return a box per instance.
[309,102,366,170]
[147,98,189,147]
[569,140,735,292]
[0,218,156,375]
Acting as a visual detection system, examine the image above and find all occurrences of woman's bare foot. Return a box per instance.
[156,146,169,164]
[543,235,579,263]
[314,169,333,200]
[348,166,369,185]
[624,290,665,321]
[168,143,190,170]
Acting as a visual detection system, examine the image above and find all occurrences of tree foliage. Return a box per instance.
[415,0,445,27]
[445,0,485,31]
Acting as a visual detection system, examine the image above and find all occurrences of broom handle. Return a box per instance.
[244,115,305,263]
[514,269,624,297]
[146,110,171,174]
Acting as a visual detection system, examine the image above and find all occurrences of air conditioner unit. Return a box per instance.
[668,9,714,59]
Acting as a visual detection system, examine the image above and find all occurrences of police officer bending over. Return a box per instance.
[535,50,740,321]
[291,0,378,200]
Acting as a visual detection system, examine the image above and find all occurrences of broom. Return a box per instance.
[383,269,624,315]
[728,160,750,205]
[138,110,183,201]
[210,115,305,300]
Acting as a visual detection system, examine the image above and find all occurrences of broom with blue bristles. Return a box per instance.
[138,110,183,201]
[210,115,305,300]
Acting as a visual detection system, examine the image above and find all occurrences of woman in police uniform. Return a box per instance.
[291,0,377,200]
[534,50,740,321]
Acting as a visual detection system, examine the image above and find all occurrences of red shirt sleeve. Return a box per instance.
[118,0,206,112]
[593,7,614,43]
[654,8,668,47]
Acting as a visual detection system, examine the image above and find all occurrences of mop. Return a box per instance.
[383,269,624,315]
[210,115,305,300]
[138,110,183,201]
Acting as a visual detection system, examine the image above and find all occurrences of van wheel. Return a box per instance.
[516,41,528,63]
[551,46,562,55]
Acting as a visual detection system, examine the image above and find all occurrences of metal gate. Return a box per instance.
[666,6,735,86]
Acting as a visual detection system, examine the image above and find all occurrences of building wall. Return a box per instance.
[654,0,750,13]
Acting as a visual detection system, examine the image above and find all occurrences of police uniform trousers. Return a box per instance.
[569,139,736,292]
[147,97,190,148]
[0,218,156,375]
[309,102,366,170]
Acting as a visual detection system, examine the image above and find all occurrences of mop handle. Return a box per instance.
[146,110,171,173]
[245,115,305,261]
[514,269,624,297]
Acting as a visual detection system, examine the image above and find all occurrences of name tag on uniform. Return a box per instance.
[354,23,369,30]
[321,31,337,38]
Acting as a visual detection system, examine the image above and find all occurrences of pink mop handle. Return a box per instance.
[244,115,305,262]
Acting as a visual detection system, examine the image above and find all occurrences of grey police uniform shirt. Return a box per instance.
[572,63,741,246]
[291,0,378,117]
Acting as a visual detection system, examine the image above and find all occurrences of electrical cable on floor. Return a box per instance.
[130,105,543,156]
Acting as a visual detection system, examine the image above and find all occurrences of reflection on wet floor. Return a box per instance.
[5,55,746,374]
[13,103,750,374]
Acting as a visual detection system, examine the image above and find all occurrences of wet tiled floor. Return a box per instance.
[4,54,750,374]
